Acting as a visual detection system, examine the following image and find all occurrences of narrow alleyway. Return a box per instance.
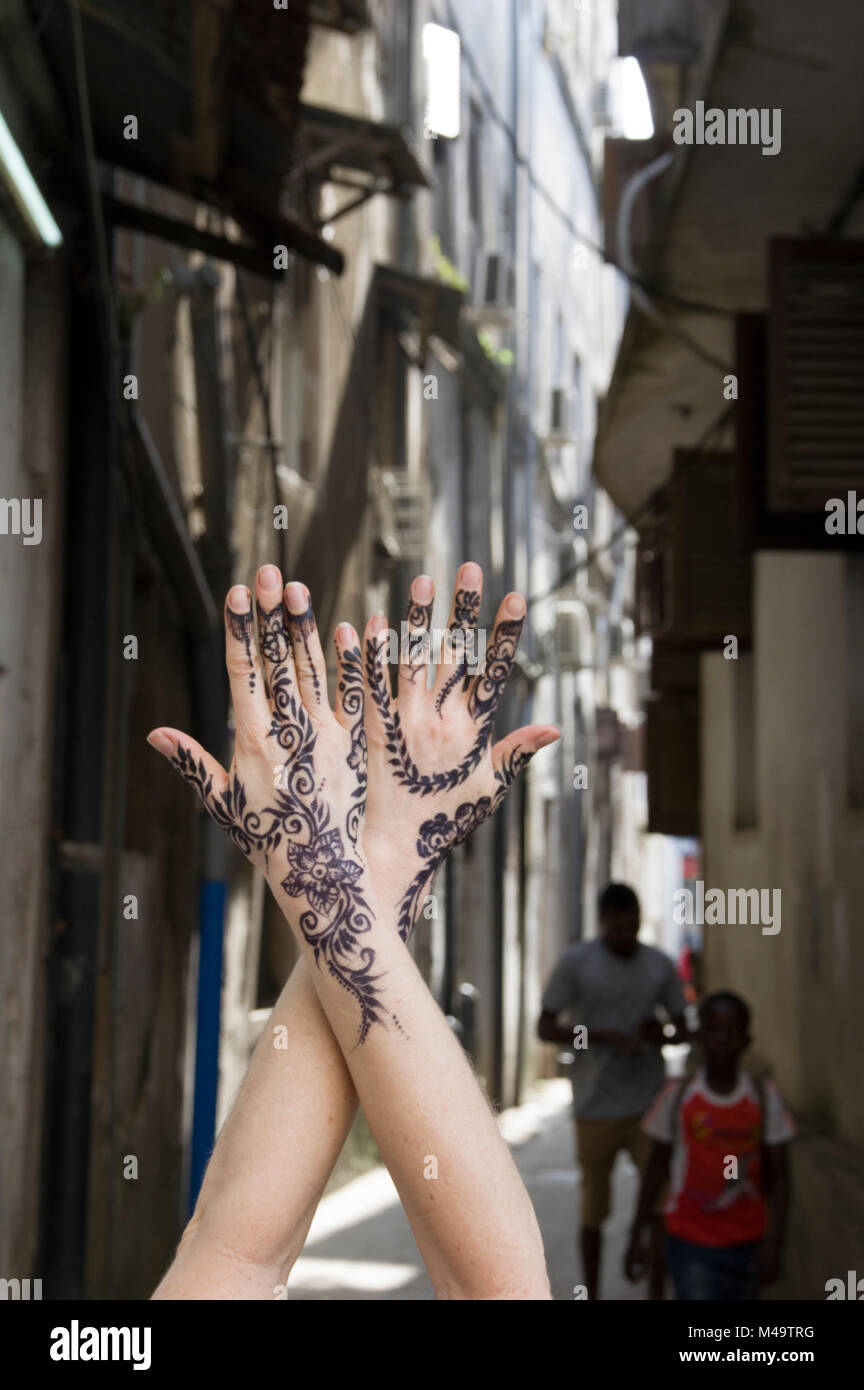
[285,1079,646,1301]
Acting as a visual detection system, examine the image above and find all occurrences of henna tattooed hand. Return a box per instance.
[362,562,560,939]
[148,567,385,1040]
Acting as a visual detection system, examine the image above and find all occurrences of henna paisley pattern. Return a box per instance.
[401,595,433,685]
[338,643,367,846]
[467,618,522,725]
[435,587,481,717]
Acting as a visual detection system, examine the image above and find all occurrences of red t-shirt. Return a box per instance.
[642,1071,796,1247]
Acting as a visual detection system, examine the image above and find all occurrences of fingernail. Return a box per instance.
[228,585,250,613]
[285,582,308,615]
[370,610,388,635]
[460,561,481,587]
[259,564,281,590]
[506,592,526,618]
[412,574,433,603]
[535,729,560,749]
[147,730,175,757]
[335,622,356,644]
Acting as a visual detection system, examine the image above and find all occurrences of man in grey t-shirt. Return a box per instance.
[538,883,687,1299]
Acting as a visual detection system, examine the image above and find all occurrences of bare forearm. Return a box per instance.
[277,879,550,1300]
[153,959,357,1299]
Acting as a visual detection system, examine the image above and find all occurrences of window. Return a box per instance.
[423,23,461,139]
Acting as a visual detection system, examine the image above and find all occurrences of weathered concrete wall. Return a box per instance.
[702,551,864,1293]
[0,241,66,1278]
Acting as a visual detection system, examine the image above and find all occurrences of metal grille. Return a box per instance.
[769,238,864,512]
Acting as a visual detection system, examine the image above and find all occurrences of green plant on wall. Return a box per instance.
[477,329,514,371]
[429,233,469,292]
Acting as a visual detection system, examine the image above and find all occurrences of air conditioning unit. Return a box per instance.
[553,602,586,671]
[543,386,574,445]
[469,250,515,325]
[372,469,428,561]
[768,238,864,512]
[593,79,613,127]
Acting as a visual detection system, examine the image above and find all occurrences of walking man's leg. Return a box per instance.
[628,1121,666,1300]
[576,1119,618,1300]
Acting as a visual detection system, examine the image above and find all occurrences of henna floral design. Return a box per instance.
[395,742,534,940]
[434,587,481,717]
[173,603,391,1043]
[257,599,292,668]
[282,828,363,911]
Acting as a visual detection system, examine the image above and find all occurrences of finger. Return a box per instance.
[491,723,560,800]
[225,584,271,737]
[255,564,295,718]
[146,727,229,811]
[284,581,331,715]
[467,591,526,728]
[363,610,394,737]
[333,622,363,734]
[398,573,434,704]
[432,561,483,713]
[334,622,367,848]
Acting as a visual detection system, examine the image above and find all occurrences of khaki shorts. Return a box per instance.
[576,1116,657,1230]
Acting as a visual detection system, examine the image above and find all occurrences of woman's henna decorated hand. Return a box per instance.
[148,567,386,1041]
[362,562,560,940]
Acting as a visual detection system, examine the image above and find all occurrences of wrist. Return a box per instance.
[363,828,441,936]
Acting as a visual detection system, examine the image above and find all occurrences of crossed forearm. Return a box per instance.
[152,564,556,1300]
[156,873,549,1301]
[273,878,550,1300]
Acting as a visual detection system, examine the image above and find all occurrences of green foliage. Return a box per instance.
[429,234,469,292]
[477,330,514,370]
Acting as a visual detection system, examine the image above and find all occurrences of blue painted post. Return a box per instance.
[188,876,226,1213]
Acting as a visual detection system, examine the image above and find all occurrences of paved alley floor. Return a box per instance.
[285,1078,647,1301]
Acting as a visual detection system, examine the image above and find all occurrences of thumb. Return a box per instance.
[491,724,560,792]
[147,727,229,810]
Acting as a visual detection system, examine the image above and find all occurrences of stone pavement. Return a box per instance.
[285,1078,647,1301]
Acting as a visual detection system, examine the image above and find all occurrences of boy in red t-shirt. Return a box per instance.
[624,991,796,1300]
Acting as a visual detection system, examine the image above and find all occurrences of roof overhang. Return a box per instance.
[595,0,864,518]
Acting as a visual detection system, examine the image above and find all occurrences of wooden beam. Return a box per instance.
[192,0,230,182]
[102,191,345,275]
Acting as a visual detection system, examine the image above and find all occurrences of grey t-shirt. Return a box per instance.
[542,938,686,1120]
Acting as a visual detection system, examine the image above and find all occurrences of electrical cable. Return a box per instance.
[442,0,734,321]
